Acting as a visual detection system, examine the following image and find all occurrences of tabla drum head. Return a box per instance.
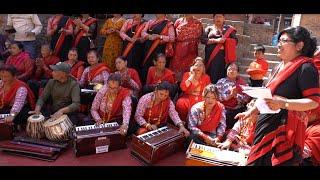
[28,114,45,122]
[44,115,70,127]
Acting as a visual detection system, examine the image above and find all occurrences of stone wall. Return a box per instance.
[299,14,320,41]
[243,23,274,45]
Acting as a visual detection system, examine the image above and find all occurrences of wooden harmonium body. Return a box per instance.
[0,136,68,161]
[73,122,126,157]
[0,114,14,141]
[131,124,185,165]
[185,140,247,166]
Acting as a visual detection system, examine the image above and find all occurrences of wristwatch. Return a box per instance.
[10,113,16,117]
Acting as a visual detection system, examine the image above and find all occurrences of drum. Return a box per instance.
[43,115,73,142]
[26,114,45,139]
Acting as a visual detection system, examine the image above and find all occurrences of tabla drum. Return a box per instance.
[26,114,45,139]
[43,115,73,142]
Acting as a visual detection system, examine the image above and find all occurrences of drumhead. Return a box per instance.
[28,114,45,122]
[44,115,70,127]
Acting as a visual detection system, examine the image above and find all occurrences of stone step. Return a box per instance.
[246,51,280,61]
[239,58,280,69]
[249,44,278,54]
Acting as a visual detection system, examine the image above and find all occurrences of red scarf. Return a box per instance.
[88,63,111,82]
[0,79,36,110]
[98,87,131,122]
[147,67,175,85]
[143,96,170,125]
[53,16,73,56]
[198,101,224,132]
[73,17,97,47]
[70,61,85,79]
[6,52,30,70]
[143,19,173,65]
[122,21,147,57]
[206,26,236,70]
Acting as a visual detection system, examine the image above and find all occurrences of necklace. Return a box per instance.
[148,93,164,125]
[102,90,117,123]
[203,102,211,120]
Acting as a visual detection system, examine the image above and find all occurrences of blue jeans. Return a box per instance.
[21,40,37,59]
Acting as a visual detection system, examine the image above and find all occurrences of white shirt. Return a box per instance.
[7,14,43,41]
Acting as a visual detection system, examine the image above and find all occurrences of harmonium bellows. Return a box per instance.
[0,114,14,141]
[131,124,185,165]
[185,140,248,166]
[73,122,127,157]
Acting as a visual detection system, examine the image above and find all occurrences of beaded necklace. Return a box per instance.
[102,90,117,123]
[148,93,164,125]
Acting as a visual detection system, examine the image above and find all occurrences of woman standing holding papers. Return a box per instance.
[236,26,320,166]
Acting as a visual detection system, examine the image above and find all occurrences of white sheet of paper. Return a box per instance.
[255,98,280,114]
[242,87,273,99]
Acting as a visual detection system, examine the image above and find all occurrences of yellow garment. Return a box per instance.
[100,17,126,72]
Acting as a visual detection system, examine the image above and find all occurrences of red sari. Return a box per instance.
[87,63,111,83]
[68,61,85,81]
[146,66,175,85]
[98,87,130,122]
[34,55,60,80]
[170,17,203,81]
[0,79,36,110]
[176,72,211,121]
[6,52,34,82]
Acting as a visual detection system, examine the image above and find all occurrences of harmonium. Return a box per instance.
[73,122,127,157]
[0,135,68,161]
[185,140,247,166]
[0,114,14,141]
[131,124,185,165]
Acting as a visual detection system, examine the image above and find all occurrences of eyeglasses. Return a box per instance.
[278,38,295,44]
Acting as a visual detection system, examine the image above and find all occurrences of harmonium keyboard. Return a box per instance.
[185,140,247,166]
[0,136,69,161]
[0,114,14,141]
[131,124,185,165]
[73,122,126,157]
